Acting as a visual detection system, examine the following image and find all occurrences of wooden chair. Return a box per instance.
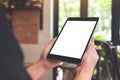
[101,41,120,80]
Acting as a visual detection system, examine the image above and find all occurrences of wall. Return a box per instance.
[20,0,53,80]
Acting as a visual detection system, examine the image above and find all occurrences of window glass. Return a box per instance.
[59,0,80,32]
[88,0,112,41]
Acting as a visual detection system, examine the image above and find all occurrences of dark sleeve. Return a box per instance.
[0,5,32,80]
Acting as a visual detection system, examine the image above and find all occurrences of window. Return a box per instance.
[58,0,80,32]
[58,0,112,41]
[53,0,114,80]
[88,0,112,41]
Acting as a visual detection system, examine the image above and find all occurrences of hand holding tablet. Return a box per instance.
[47,17,99,64]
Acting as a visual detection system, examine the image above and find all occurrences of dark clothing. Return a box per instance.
[0,5,31,80]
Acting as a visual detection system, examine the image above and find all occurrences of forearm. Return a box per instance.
[74,66,94,80]
[26,60,48,80]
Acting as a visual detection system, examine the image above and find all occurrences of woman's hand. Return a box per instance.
[40,38,61,70]
[75,40,99,80]
[27,38,61,80]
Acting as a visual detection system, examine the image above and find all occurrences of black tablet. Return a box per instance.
[47,17,99,64]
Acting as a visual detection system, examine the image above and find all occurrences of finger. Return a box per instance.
[86,40,94,52]
[42,37,57,58]
[91,39,95,45]
[45,37,57,51]
[48,37,57,47]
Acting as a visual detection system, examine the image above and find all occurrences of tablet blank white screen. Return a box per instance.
[50,21,96,59]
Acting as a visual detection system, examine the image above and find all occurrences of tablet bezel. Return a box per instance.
[47,17,99,64]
